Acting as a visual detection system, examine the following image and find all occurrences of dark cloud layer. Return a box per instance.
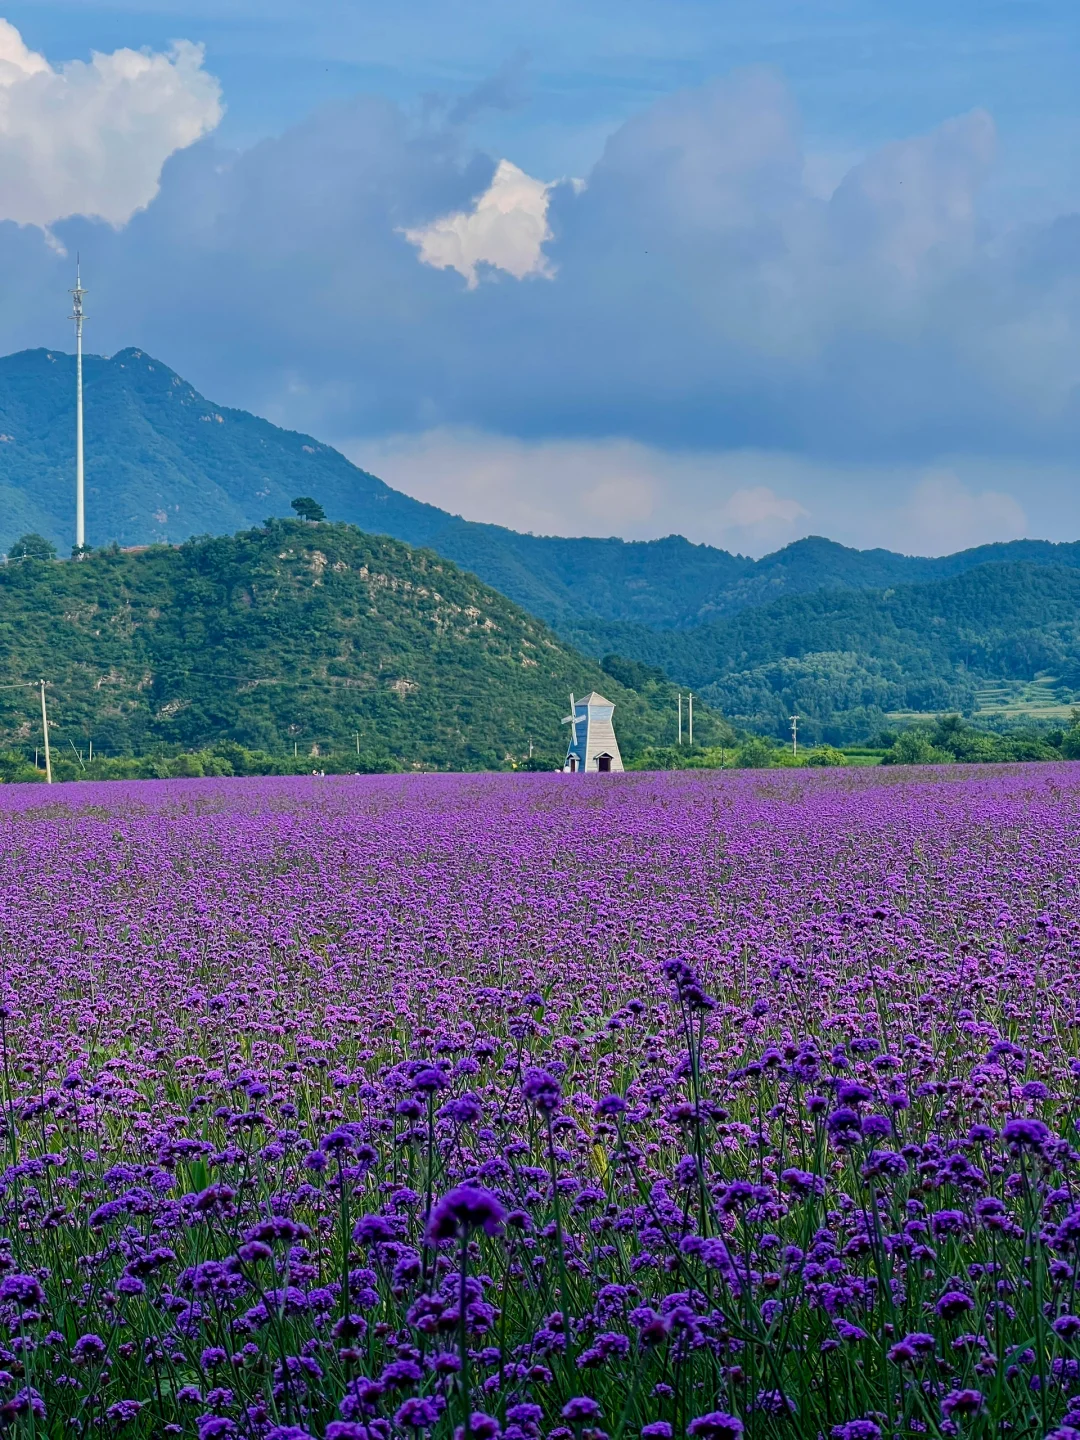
[4,67,1080,475]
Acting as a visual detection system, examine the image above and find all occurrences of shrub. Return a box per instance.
[806,745,848,767]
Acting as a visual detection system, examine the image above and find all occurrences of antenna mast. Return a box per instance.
[70,259,87,554]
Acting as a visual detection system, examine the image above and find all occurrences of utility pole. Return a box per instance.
[677,693,682,745]
[39,680,52,784]
[688,692,694,747]
[790,714,799,757]
[70,259,87,555]
[355,731,360,756]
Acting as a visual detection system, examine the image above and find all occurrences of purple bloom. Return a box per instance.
[522,1067,562,1114]
[426,1185,507,1243]
[353,1214,397,1244]
[687,1413,744,1440]
[0,1275,43,1307]
[199,1421,238,1440]
[936,1291,974,1321]
[595,1094,627,1117]
[106,1400,143,1425]
[72,1333,107,1362]
[454,1414,501,1440]
[396,1397,442,1429]
[562,1397,602,1422]
[781,1167,825,1198]
[1003,1117,1050,1148]
[941,1390,984,1419]
[237,1240,272,1263]
[0,1388,45,1423]
[888,1332,936,1365]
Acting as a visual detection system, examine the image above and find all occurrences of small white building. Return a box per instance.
[562,692,624,772]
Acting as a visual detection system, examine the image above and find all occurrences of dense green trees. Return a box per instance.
[0,520,719,771]
[572,564,1080,742]
[880,715,1066,766]
[9,533,56,561]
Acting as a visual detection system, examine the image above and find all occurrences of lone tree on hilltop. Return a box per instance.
[8,533,57,561]
[291,497,325,522]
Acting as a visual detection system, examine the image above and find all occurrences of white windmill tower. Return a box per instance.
[562,692,624,773]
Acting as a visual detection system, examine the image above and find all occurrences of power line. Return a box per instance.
[4,668,611,702]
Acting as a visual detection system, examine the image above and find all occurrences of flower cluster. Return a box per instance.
[0,765,1076,1438]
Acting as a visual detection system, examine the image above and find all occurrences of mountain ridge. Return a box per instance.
[3,345,1079,633]
[567,560,1080,744]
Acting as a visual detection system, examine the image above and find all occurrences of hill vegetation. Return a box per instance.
[566,563,1080,743]
[0,520,728,771]
[8,345,1080,749]
[8,346,1080,634]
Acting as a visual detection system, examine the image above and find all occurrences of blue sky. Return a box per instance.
[1,0,1080,553]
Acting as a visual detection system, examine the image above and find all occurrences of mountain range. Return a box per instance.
[7,346,1080,630]
[2,345,1079,746]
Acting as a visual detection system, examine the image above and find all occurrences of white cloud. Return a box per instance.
[343,430,1046,557]
[0,18,222,229]
[714,485,807,531]
[403,158,554,288]
[348,430,812,554]
[897,470,1027,555]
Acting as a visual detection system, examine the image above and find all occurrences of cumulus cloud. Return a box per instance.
[714,486,807,532]
[447,51,530,127]
[350,432,1042,555]
[896,470,1027,555]
[4,61,1080,551]
[403,158,554,287]
[352,430,812,553]
[0,18,222,229]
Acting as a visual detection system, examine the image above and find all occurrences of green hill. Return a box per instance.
[6,346,1080,633]
[0,520,717,769]
[567,562,1080,744]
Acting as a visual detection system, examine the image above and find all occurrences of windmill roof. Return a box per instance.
[577,692,614,707]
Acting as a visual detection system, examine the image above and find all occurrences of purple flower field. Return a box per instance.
[0,766,1079,1440]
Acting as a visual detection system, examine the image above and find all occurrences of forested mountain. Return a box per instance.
[566,563,1080,743]
[0,520,716,768]
[5,346,1080,631]
[7,344,1080,750]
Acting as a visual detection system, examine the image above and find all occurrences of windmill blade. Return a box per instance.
[562,693,580,741]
